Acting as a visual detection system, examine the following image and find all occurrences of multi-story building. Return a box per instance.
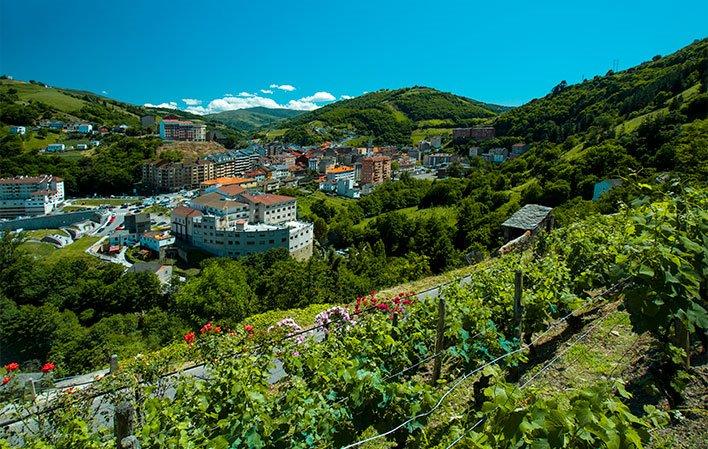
[159,118,206,141]
[423,153,453,168]
[360,156,391,185]
[171,190,312,260]
[452,126,496,142]
[205,149,260,178]
[0,175,65,218]
[324,165,355,183]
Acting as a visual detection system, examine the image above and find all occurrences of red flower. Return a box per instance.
[200,322,213,334]
[376,303,390,312]
[244,324,254,333]
[4,362,19,372]
[41,362,55,373]
[183,331,196,345]
[2,376,10,385]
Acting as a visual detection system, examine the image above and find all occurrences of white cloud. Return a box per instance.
[182,98,201,106]
[260,89,273,94]
[101,90,108,95]
[298,91,336,102]
[144,101,178,109]
[285,99,320,111]
[269,83,296,92]
[159,87,336,115]
[340,95,353,100]
[185,95,284,115]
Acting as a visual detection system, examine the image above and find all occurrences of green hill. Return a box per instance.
[206,107,302,131]
[0,79,143,127]
[494,38,708,143]
[265,86,510,145]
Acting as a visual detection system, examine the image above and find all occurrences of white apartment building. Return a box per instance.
[171,190,312,260]
[0,175,65,218]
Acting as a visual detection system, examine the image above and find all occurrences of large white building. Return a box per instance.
[171,190,312,260]
[0,175,65,218]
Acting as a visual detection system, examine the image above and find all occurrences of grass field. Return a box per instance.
[0,80,86,112]
[411,127,453,145]
[19,234,99,260]
[614,83,701,135]
[295,191,355,217]
[265,128,288,139]
[24,228,64,240]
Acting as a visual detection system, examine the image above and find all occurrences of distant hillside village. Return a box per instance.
[2,104,617,275]
[0,119,556,268]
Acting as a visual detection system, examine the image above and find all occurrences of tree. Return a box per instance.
[174,259,255,326]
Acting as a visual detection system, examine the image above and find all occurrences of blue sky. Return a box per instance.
[1,0,706,113]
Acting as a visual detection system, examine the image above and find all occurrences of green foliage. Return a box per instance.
[618,186,708,358]
[276,87,502,144]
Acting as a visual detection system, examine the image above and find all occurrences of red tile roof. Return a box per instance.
[241,193,295,206]
[217,184,246,197]
[172,205,203,218]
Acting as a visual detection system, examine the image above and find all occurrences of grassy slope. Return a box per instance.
[267,87,502,143]
[206,107,302,131]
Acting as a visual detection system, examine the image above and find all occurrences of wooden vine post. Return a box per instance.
[514,270,523,343]
[432,296,446,383]
[110,354,119,374]
[115,401,139,449]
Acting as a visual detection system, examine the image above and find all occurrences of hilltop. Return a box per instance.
[262,86,511,145]
[494,38,708,144]
[206,107,302,131]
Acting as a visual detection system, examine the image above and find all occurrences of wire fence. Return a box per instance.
[341,280,627,449]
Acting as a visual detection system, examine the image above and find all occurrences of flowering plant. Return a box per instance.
[314,306,355,335]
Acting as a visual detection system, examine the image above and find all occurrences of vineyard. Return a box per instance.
[0,183,706,448]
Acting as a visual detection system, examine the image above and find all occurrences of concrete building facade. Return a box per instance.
[0,175,65,218]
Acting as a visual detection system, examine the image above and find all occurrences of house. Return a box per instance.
[511,143,529,156]
[9,126,26,135]
[124,213,151,234]
[592,179,623,201]
[46,144,66,152]
[489,148,509,164]
[90,140,101,147]
[140,231,175,253]
[76,124,93,134]
[468,147,481,157]
[76,143,88,150]
[501,204,554,242]
[128,262,173,286]
[109,229,140,246]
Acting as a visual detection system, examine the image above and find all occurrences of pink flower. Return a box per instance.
[200,322,213,334]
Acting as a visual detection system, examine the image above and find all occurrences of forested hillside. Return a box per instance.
[267,87,508,145]
[206,107,302,131]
